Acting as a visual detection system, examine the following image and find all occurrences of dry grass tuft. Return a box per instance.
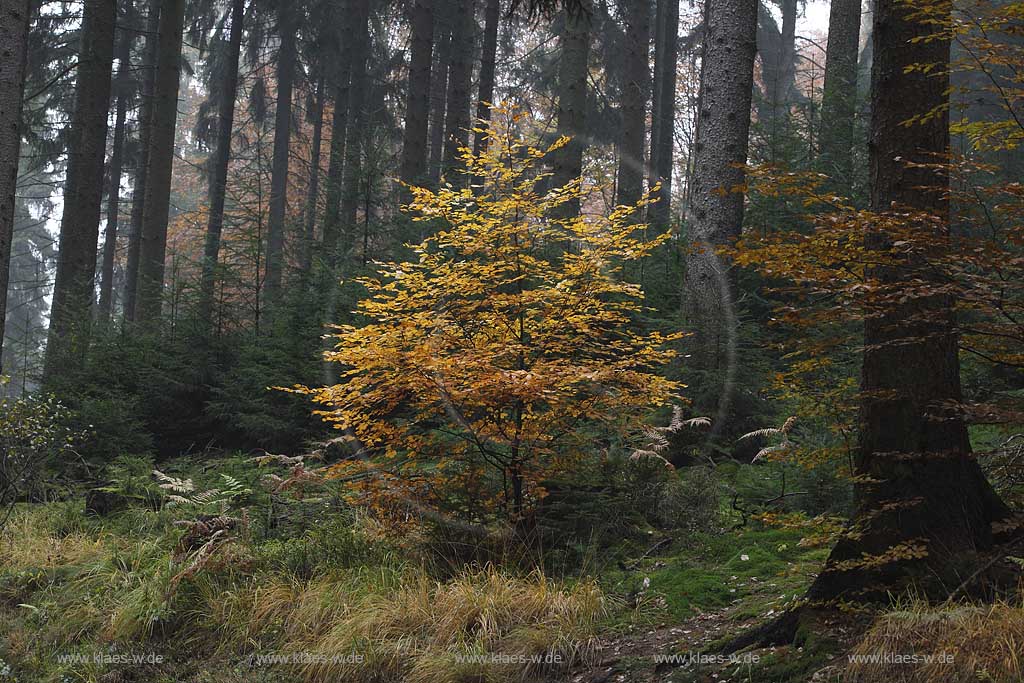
[278,566,607,683]
[844,602,1024,683]
[0,508,107,570]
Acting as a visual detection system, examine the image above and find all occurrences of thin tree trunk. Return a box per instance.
[805,0,1010,604]
[43,0,117,382]
[818,0,861,184]
[777,0,797,116]
[472,0,500,161]
[615,0,649,209]
[123,0,160,323]
[97,0,134,324]
[755,0,798,130]
[441,0,476,187]
[648,0,678,229]
[550,0,591,217]
[681,0,757,433]
[321,15,353,267]
[399,0,434,186]
[198,0,244,327]
[427,5,452,185]
[0,0,32,372]
[263,8,297,308]
[134,0,183,325]
[339,0,371,252]
[301,71,325,274]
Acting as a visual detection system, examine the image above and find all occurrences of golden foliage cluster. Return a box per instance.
[289,108,683,519]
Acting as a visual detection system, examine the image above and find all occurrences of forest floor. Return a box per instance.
[1,454,1021,683]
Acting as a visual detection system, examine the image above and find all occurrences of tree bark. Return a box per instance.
[321,11,354,268]
[550,0,591,217]
[441,0,476,188]
[615,0,650,209]
[0,0,31,372]
[43,0,117,382]
[198,0,244,327]
[133,0,183,325]
[427,4,452,185]
[648,0,678,229]
[97,0,134,324]
[805,0,1011,604]
[399,0,434,186]
[263,6,297,308]
[338,0,371,254]
[123,0,160,323]
[818,0,861,184]
[472,0,500,162]
[756,0,798,129]
[301,71,325,275]
[681,0,757,432]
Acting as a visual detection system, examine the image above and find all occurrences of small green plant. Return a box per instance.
[0,380,82,530]
[93,454,163,508]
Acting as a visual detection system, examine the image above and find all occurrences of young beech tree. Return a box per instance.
[296,110,681,518]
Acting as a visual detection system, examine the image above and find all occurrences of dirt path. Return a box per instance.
[570,607,757,683]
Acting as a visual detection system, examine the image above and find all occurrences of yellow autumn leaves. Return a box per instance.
[299,108,684,517]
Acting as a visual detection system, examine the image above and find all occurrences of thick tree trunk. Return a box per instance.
[338,0,371,254]
[472,0,500,161]
[615,0,650,209]
[0,0,31,372]
[97,0,134,324]
[550,0,591,217]
[427,4,452,185]
[818,0,861,184]
[198,0,244,327]
[805,0,1011,604]
[321,15,353,268]
[133,0,183,325]
[263,8,297,308]
[301,72,325,275]
[123,0,160,323]
[681,0,756,433]
[43,0,117,382]
[441,0,476,188]
[648,0,678,229]
[399,0,434,186]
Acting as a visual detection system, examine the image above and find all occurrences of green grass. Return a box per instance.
[603,526,828,624]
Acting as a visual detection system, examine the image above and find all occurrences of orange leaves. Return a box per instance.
[296,111,683,520]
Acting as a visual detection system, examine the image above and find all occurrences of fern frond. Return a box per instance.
[681,416,712,429]
[629,449,674,469]
[739,427,783,442]
[251,452,306,467]
[153,470,195,494]
[641,426,670,452]
[753,443,791,462]
[665,405,685,432]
